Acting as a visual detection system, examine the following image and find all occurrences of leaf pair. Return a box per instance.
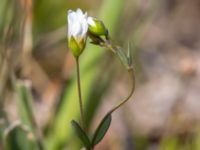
[71,121,91,150]
[71,113,112,150]
[92,113,112,146]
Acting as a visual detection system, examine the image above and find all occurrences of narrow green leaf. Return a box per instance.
[115,47,129,69]
[127,42,133,66]
[92,113,112,146]
[15,80,35,129]
[15,80,45,150]
[71,120,91,150]
[3,122,37,150]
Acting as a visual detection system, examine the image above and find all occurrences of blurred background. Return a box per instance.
[1,0,200,149]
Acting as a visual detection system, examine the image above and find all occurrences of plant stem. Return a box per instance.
[109,68,135,114]
[76,57,84,129]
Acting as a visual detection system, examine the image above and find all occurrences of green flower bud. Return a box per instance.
[87,17,108,37]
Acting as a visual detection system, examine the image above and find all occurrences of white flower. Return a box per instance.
[67,8,88,57]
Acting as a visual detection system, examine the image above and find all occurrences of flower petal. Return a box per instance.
[87,17,96,27]
[67,8,88,43]
[81,19,88,37]
[76,8,84,18]
[73,22,82,37]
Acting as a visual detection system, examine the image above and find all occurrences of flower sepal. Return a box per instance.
[68,36,86,57]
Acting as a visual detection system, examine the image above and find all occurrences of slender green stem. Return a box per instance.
[100,40,135,114]
[109,68,135,114]
[76,57,84,129]
[92,68,135,150]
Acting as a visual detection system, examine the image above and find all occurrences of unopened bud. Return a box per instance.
[87,17,108,37]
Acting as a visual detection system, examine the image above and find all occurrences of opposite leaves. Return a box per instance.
[71,120,92,150]
[91,113,112,147]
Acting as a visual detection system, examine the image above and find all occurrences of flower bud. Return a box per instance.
[87,17,108,37]
[68,9,88,57]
